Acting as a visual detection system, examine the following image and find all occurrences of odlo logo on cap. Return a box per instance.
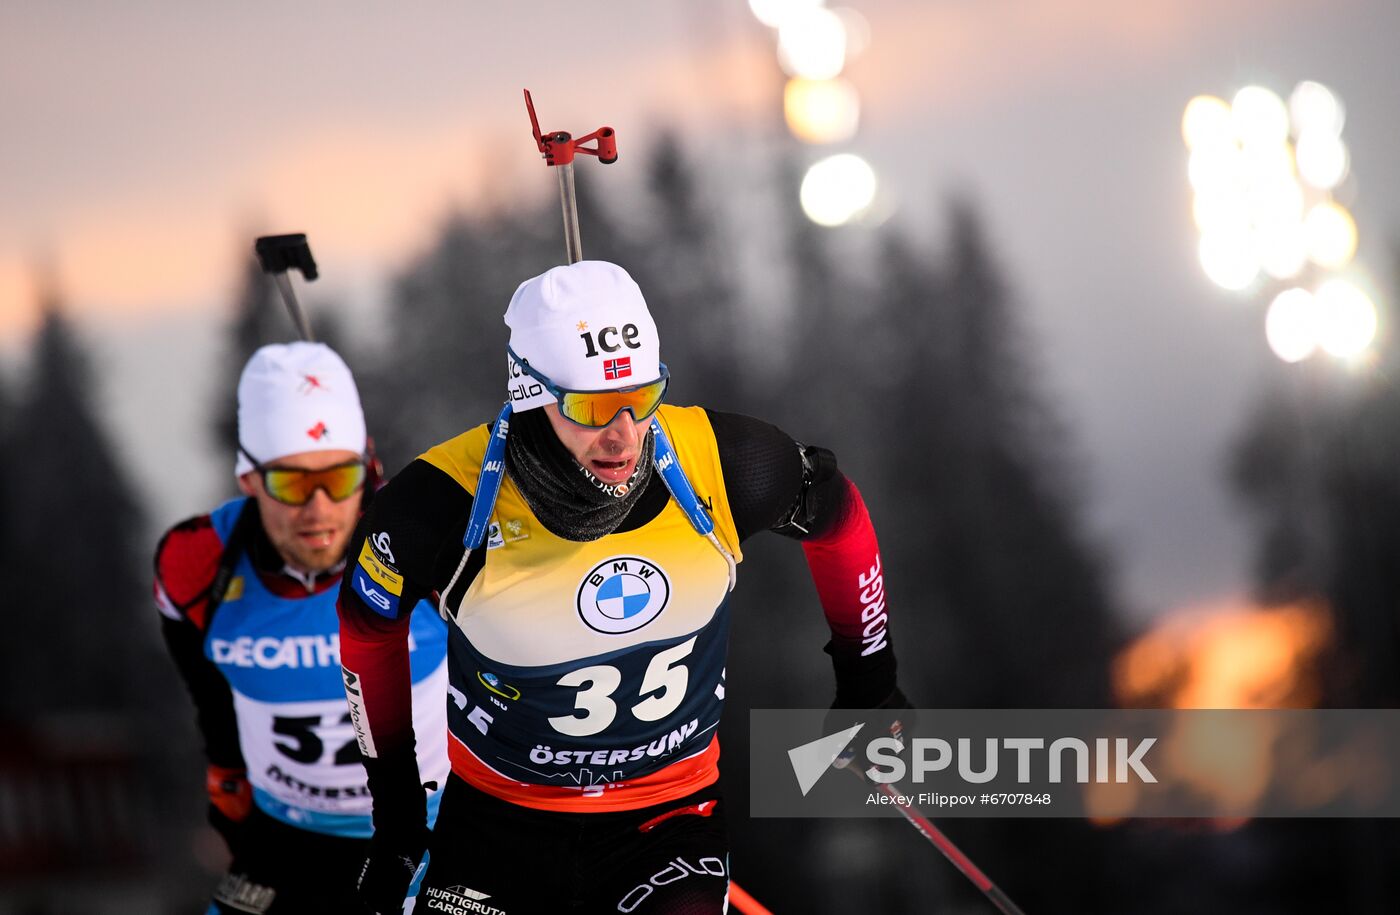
[576,556,671,634]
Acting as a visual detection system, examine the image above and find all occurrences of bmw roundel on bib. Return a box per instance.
[576,556,671,634]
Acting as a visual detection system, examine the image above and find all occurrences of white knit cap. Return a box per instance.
[504,260,661,411]
[234,342,366,476]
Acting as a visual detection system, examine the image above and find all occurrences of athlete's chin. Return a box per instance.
[287,536,350,573]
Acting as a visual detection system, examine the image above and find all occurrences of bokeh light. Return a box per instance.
[1265,287,1319,363]
[1182,81,1377,363]
[1303,201,1358,269]
[777,6,848,80]
[1295,131,1350,190]
[1238,140,1295,182]
[784,77,860,144]
[1192,190,1251,237]
[1314,278,1377,358]
[1198,230,1261,291]
[832,7,871,59]
[1231,86,1290,148]
[1289,81,1345,138]
[748,0,824,29]
[1182,95,1234,151]
[1257,223,1309,281]
[800,153,877,226]
[1246,175,1304,233]
[1188,144,1241,195]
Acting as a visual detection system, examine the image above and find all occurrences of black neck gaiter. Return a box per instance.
[504,408,655,542]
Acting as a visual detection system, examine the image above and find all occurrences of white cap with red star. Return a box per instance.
[234,341,366,476]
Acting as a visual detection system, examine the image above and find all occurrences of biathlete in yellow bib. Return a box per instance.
[337,260,909,914]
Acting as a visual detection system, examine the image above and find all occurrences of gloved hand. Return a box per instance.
[205,765,252,854]
[823,639,914,781]
[357,744,431,914]
[357,825,429,915]
[825,687,914,781]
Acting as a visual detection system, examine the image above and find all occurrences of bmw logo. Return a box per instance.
[576,556,671,634]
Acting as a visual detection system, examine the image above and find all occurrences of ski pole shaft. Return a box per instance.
[558,162,583,264]
[271,271,315,342]
[871,781,1027,915]
[728,881,773,915]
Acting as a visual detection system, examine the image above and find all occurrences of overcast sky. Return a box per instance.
[4,0,1400,624]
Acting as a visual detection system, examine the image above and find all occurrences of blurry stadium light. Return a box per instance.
[1198,230,1261,291]
[1182,95,1234,150]
[758,2,877,225]
[1303,201,1358,269]
[1246,175,1305,233]
[1294,131,1350,190]
[1238,140,1295,182]
[1181,81,1377,361]
[1314,278,1377,358]
[1192,189,1251,236]
[784,77,861,143]
[1265,287,1319,363]
[800,153,877,226]
[832,7,871,59]
[1289,81,1345,138]
[777,7,848,80]
[748,0,825,29]
[1188,144,1241,195]
[1231,86,1290,148]
[1257,223,1309,281]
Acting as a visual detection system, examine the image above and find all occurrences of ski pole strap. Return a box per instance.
[202,498,258,633]
[462,403,513,550]
[650,420,737,591]
[465,410,705,549]
[649,419,713,536]
[457,410,734,589]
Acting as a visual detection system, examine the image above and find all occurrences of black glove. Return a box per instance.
[356,744,431,915]
[357,825,429,915]
[825,686,914,780]
[824,639,914,780]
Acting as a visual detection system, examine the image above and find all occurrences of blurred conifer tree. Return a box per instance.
[1,298,154,715]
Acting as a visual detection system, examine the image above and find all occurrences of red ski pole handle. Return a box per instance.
[523,89,618,166]
[575,126,617,163]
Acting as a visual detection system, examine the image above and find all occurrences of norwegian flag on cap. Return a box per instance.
[604,357,632,380]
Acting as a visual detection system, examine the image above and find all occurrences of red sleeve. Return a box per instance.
[154,515,222,629]
[800,477,891,658]
[154,515,246,769]
[337,595,415,759]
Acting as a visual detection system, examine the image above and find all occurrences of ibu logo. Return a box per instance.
[576,556,671,634]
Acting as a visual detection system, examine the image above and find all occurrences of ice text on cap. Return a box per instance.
[580,324,642,358]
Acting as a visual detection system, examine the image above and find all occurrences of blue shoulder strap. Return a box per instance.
[461,403,513,551]
[440,406,734,620]
[648,419,736,590]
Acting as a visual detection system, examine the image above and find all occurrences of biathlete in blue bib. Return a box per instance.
[154,342,449,914]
